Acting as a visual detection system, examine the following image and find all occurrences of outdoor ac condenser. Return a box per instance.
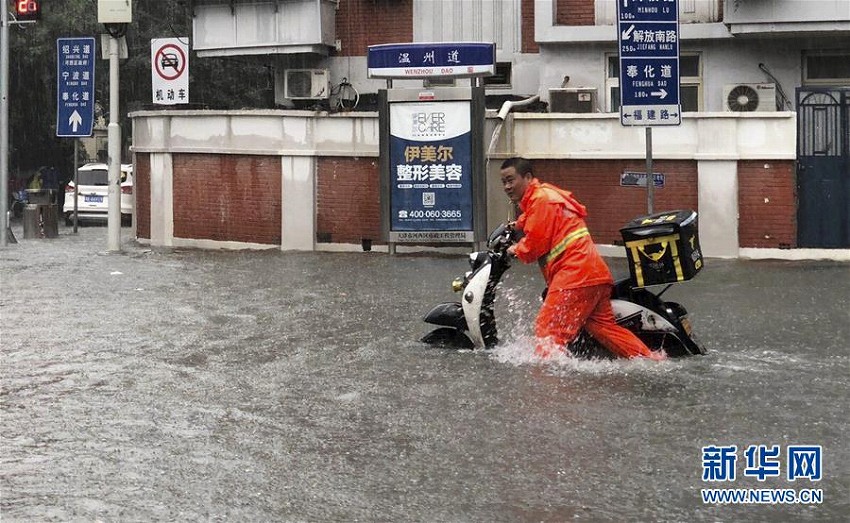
[549,88,598,113]
[722,83,777,112]
[282,69,330,100]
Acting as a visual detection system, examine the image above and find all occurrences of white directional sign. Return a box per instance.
[617,0,681,126]
[151,37,189,105]
[56,37,96,137]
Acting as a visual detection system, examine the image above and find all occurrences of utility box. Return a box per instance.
[549,88,597,113]
[98,0,132,24]
[620,210,703,287]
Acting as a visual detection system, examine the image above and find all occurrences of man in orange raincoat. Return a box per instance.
[500,157,664,360]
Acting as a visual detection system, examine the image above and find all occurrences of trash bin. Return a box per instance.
[41,204,59,238]
[22,204,40,239]
[22,203,59,239]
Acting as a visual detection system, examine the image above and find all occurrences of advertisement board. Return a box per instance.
[380,88,485,244]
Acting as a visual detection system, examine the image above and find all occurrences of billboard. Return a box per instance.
[381,88,485,244]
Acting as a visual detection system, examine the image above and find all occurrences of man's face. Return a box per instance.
[500,166,530,203]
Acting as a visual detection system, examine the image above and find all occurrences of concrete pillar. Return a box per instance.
[281,156,315,251]
[149,153,174,247]
[698,160,739,258]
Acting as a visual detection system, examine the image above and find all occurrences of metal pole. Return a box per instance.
[1,0,10,247]
[646,126,654,214]
[107,34,121,251]
[73,139,79,232]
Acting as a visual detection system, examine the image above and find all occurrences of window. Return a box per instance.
[804,51,850,85]
[78,169,109,186]
[606,53,702,112]
[483,62,512,89]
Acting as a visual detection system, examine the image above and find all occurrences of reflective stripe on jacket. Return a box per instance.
[514,179,613,290]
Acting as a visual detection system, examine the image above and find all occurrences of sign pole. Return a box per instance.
[646,127,654,214]
[617,0,681,215]
[57,37,95,236]
[73,139,79,232]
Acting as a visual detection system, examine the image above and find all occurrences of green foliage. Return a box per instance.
[7,0,274,175]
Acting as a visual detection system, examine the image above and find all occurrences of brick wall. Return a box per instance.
[555,0,595,26]
[334,0,414,57]
[737,160,796,248]
[316,157,382,244]
[135,153,151,240]
[140,153,799,250]
[521,0,539,53]
[172,154,281,244]
[531,160,699,244]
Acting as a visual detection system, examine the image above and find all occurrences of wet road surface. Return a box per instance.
[2,224,848,521]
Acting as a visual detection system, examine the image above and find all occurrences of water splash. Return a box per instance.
[489,286,674,375]
[489,337,674,377]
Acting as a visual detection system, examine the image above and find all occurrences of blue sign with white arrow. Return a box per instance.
[617,0,681,126]
[56,37,96,137]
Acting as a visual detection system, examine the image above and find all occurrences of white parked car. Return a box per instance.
[64,163,133,225]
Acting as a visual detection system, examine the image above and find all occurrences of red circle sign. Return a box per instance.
[154,44,186,81]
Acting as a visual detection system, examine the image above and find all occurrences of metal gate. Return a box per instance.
[796,88,850,248]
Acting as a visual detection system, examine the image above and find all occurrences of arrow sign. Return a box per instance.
[69,110,83,132]
[56,37,96,137]
[617,0,681,126]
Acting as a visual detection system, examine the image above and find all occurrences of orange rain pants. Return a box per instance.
[534,283,657,359]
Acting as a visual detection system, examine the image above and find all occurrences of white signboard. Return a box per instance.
[151,37,189,105]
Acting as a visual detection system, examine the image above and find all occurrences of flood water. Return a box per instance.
[2,226,848,521]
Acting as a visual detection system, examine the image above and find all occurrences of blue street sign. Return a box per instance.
[621,171,665,188]
[56,37,96,137]
[368,42,495,79]
[617,0,681,126]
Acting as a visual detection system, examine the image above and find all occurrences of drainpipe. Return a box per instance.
[496,95,540,121]
[489,95,540,156]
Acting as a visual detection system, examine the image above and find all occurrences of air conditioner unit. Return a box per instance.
[549,88,598,113]
[283,69,329,100]
[723,83,776,112]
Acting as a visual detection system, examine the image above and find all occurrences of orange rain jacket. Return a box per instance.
[513,179,613,290]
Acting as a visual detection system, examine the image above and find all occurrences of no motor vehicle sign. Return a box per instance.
[151,37,189,105]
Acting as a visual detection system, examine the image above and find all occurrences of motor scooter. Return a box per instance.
[421,222,706,358]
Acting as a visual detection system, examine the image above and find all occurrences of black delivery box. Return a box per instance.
[620,209,703,287]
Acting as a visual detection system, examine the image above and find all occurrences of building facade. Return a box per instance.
[131,0,850,255]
